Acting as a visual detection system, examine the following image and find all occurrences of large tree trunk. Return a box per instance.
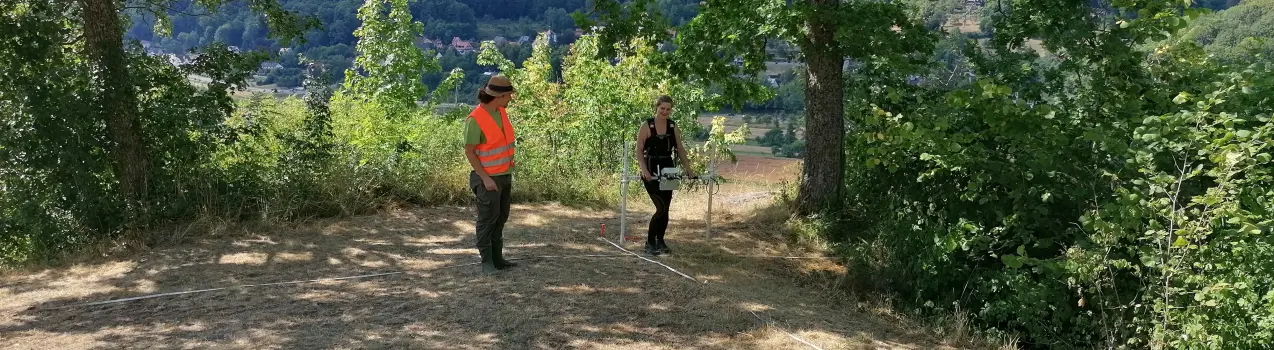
[796,0,845,215]
[81,0,150,208]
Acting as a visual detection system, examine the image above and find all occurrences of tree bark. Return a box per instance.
[796,0,845,215]
[81,0,150,207]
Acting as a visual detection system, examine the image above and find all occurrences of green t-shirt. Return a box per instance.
[464,109,513,176]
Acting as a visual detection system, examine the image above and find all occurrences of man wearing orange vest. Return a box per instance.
[464,75,518,275]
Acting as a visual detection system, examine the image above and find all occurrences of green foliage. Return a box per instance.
[581,0,937,215]
[341,0,438,117]
[754,116,802,158]
[830,0,1274,347]
[2,0,116,262]
[128,0,629,50]
[575,0,774,109]
[133,0,320,47]
[1176,0,1274,63]
[1086,60,1274,348]
[3,0,298,262]
[903,0,964,31]
[2,0,675,265]
[124,0,667,92]
[756,128,787,147]
[1193,0,1242,11]
[690,116,750,174]
[739,68,805,113]
[475,32,734,199]
[928,31,976,88]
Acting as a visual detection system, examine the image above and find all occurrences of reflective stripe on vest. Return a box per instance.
[469,105,516,174]
[481,156,512,167]
[476,143,513,157]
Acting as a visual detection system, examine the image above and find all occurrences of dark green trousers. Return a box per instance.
[470,172,512,254]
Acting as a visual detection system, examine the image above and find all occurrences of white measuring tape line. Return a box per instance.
[668,254,838,260]
[37,270,416,310]
[746,308,827,350]
[37,254,634,311]
[595,237,824,350]
[37,249,824,311]
[40,241,834,350]
[597,237,700,283]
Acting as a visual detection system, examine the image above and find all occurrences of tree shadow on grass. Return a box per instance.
[0,204,961,349]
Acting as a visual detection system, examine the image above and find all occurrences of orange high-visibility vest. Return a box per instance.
[468,105,515,175]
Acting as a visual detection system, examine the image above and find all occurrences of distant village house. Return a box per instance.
[450,37,474,54]
[259,62,283,74]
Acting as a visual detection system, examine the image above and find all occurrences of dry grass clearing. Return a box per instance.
[715,154,801,185]
[0,156,980,350]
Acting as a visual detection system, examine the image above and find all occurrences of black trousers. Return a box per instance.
[643,177,673,246]
[470,172,512,252]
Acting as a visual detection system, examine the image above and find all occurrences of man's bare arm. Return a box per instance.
[636,126,651,179]
[465,144,492,180]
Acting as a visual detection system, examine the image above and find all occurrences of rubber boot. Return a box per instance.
[644,241,661,256]
[493,239,517,269]
[479,247,498,274]
[657,240,671,254]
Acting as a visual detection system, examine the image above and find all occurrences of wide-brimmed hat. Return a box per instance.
[483,75,515,97]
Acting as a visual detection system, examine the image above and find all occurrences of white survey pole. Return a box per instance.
[620,141,631,245]
[705,143,715,239]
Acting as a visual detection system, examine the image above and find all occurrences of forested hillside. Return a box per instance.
[125,0,703,50]
[124,0,703,92]
[1178,0,1274,61]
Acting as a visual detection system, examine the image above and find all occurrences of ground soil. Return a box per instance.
[0,156,975,350]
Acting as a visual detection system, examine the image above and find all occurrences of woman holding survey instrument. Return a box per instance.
[635,95,695,256]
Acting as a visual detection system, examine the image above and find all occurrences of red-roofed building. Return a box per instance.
[451,37,474,54]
